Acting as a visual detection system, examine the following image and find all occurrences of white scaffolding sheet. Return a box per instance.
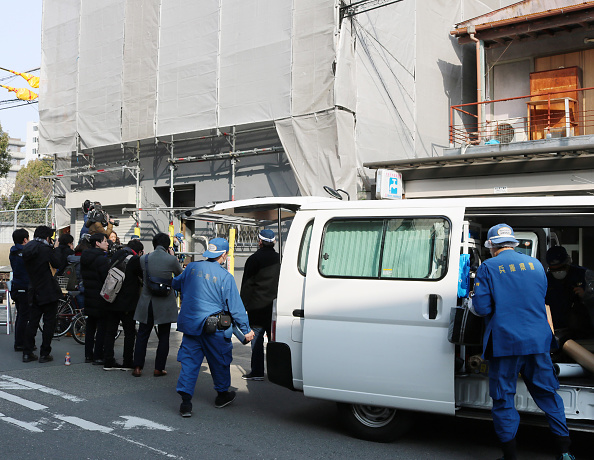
[276,109,356,199]
[353,3,416,163]
[39,0,80,155]
[291,0,336,115]
[156,0,219,136]
[122,0,160,142]
[218,0,292,127]
[77,0,125,149]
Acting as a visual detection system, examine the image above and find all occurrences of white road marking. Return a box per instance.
[53,414,113,433]
[116,416,174,431]
[0,382,28,390]
[0,413,43,432]
[0,391,47,410]
[0,375,85,402]
[109,432,182,458]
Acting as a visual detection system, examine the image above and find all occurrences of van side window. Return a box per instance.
[297,221,314,275]
[320,220,383,277]
[319,217,450,280]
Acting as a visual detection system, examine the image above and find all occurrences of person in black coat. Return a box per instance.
[21,225,63,363]
[240,229,280,380]
[102,239,144,370]
[80,233,110,364]
[55,233,75,275]
[9,228,30,352]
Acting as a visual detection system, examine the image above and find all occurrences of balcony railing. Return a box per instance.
[449,86,594,147]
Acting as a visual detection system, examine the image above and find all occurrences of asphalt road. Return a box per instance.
[0,327,591,459]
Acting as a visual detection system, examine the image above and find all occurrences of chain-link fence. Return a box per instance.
[0,196,53,244]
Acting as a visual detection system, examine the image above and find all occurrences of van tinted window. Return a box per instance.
[319,217,450,280]
[297,221,314,275]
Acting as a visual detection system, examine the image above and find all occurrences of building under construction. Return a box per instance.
[39,0,516,249]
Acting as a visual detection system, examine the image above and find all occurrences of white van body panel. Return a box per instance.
[300,206,465,414]
[275,210,316,390]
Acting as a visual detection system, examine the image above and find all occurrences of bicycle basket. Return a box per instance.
[56,275,69,290]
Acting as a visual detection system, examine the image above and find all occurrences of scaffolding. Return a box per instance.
[43,124,285,238]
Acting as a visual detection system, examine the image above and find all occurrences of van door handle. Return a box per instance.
[293,309,304,318]
[428,294,438,320]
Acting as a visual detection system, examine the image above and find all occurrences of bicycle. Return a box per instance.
[39,291,121,345]
[39,292,83,341]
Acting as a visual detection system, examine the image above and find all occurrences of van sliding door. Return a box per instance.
[301,207,464,415]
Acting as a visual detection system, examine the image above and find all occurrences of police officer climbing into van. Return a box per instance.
[471,224,574,460]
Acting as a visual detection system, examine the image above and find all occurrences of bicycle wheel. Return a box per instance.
[72,314,86,345]
[39,298,75,338]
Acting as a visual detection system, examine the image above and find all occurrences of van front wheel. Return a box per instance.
[336,402,411,443]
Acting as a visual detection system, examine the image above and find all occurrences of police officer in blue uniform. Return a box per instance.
[471,224,574,460]
[173,238,254,417]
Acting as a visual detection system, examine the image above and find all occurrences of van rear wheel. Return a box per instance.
[336,403,411,443]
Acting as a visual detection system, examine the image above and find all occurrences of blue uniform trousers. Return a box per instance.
[176,331,233,396]
[489,353,569,443]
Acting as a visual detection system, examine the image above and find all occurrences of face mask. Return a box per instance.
[552,270,568,280]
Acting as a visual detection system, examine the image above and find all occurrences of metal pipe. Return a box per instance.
[169,137,174,223]
[13,195,25,231]
[170,146,283,164]
[469,28,483,142]
[277,207,283,262]
[231,126,236,201]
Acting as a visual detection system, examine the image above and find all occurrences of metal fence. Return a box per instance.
[0,195,53,244]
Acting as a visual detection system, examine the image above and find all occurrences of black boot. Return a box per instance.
[178,391,192,417]
[553,435,572,458]
[497,438,517,460]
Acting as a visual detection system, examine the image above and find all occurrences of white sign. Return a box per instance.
[493,186,508,194]
[376,169,403,200]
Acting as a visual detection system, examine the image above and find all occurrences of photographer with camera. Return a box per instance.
[85,202,120,236]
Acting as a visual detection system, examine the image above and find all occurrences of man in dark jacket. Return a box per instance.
[102,239,144,371]
[9,228,30,352]
[21,225,63,363]
[80,233,110,364]
[55,233,75,275]
[240,229,280,381]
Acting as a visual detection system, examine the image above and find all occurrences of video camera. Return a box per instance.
[84,201,120,227]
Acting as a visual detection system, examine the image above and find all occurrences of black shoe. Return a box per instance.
[92,359,105,366]
[214,390,236,408]
[85,357,93,363]
[241,372,264,381]
[103,361,125,371]
[23,353,39,363]
[180,400,192,417]
[14,345,24,352]
[38,355,53,363]
[121,362,134,370]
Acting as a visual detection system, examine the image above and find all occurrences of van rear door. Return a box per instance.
[301,206,464,415]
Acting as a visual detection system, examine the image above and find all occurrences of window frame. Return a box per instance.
[317,216,452,282]
[297,219,314,277]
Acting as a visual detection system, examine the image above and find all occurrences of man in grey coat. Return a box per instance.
[132,232,183,377]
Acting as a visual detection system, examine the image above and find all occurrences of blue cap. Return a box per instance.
[175,232,184,240]
[486,223,518,245]
[203,238,229,258]
[259,229,275,243]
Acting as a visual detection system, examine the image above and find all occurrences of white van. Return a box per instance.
[187,195,594,441]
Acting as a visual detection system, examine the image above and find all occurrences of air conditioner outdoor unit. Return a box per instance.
[485,117,528,144]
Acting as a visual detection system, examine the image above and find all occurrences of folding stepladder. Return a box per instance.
[0,289,12,334]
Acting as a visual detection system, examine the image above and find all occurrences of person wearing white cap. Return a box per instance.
[240,229,281,381]
[471,224,573,460]
[173,238,254,416]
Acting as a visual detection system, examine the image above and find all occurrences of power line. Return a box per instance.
[342,0,404,17]
[0,101,38,111]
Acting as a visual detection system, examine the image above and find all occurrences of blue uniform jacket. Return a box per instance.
[473,249,555,358]
[172,260,250,338]
[9,244,29,291]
